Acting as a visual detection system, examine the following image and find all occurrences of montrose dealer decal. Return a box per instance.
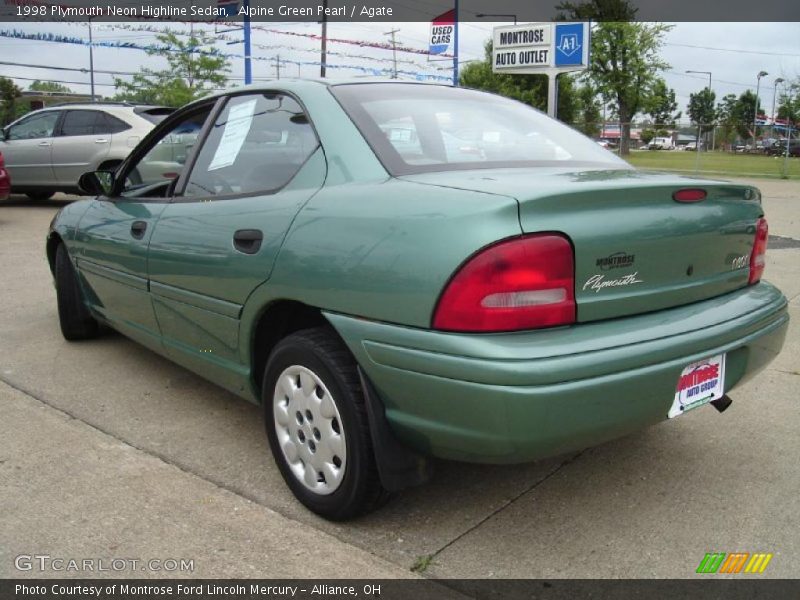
[596,251,635,271]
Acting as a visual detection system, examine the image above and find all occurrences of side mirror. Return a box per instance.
[79,171,114,197]
[1,127,8,141]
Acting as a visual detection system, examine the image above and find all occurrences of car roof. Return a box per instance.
[184,78,452,108]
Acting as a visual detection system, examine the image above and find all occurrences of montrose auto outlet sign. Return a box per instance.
[492,22,589,74]
[491,21,590,117]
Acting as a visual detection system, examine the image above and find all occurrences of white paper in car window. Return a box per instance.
[208,99,257,171]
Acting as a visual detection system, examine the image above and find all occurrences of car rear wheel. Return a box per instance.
[263,327,387,520]
[27,190,55,201]
[54,244,99,340]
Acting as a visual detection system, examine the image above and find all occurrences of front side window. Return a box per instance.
[331,83,630,175]
[183,93,318,198]
[7,111,60,140]
[121,106,212,196]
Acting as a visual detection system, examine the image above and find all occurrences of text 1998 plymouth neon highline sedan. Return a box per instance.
[47,81,789,519]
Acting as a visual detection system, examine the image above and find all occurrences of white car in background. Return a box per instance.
[0,102,171,200]
[647,136,675,150]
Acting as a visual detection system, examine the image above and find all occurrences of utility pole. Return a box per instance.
[275,55,281,80]
[384,28,400,79]
[320,0,327,78]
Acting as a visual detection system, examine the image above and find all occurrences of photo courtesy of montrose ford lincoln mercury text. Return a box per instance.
[46,81,789,520]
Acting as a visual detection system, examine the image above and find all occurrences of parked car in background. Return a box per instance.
[0,151,10,200]
[0,102,171,200]
[768,139,800,157]
[682,141,704,151]
[48,81,788,519]
[647,136,674,150]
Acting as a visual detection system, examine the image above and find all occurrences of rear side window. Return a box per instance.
[183,93,318,198]
[97,113,131,134]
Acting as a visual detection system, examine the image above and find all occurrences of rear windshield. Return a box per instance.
[134,106,174,124]
[330,83,629,176]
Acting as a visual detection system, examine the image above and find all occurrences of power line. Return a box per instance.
[670,70,782,92]
[665,42,800,58]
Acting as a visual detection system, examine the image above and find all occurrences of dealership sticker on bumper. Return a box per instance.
[668,354,726,418]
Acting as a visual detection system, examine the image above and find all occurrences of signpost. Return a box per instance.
[429,8,457,86]
[492,22,590,117]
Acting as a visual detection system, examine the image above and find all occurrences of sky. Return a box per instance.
[0,21,798,122]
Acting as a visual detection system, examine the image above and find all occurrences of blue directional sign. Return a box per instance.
[554,23,585,67]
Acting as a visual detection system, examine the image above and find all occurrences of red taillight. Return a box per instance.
[749,217,768,285]
[432,234,576,332]
[673,188,707,203]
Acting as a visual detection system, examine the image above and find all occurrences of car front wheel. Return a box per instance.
[263,327,387,520]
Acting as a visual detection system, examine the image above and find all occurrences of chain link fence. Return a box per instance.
[592,121,798,179]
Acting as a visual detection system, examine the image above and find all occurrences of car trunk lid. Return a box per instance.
[401,168,763,323]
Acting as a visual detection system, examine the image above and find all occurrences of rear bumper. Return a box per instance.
[325,282,789,463]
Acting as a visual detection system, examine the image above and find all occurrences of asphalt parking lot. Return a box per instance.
[1,178,799,580]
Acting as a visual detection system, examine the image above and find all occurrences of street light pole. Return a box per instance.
[753,70,768,151]
[783,86,793,179]
[771,77,785,141]
[475,13,518,23]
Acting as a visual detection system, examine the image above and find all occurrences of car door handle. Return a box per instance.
[130,221,147,240]
[38,141,51,147]
[95,138,109,144]
[233,229,263,254]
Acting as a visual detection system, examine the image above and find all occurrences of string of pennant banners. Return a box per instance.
[0,28,452,81]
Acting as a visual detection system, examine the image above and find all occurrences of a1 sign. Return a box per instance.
[554,22,586,67]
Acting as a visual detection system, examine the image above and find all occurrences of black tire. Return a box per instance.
[54,244,99,340]
[27,190,55,201]
[263,327,388,520]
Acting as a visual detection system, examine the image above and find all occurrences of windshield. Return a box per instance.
[331,83,629,176]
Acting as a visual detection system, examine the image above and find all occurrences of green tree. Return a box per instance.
[558,0,672,154]
[639,128,655,145]
[556,0,637,20]
[113,32,229,107]
[28,80,73,94]
[715,93,739,149]
[645,78,680,127]
[572,82,602,137]
[459,41,578,123]
[776,78,799,127]
[0,76,22,127]
[687,88,716,149]
[735,90,762,141]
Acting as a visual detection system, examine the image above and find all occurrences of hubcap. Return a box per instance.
[273,365,346,495]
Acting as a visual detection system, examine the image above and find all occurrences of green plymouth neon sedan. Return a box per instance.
[47,81,789,519]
